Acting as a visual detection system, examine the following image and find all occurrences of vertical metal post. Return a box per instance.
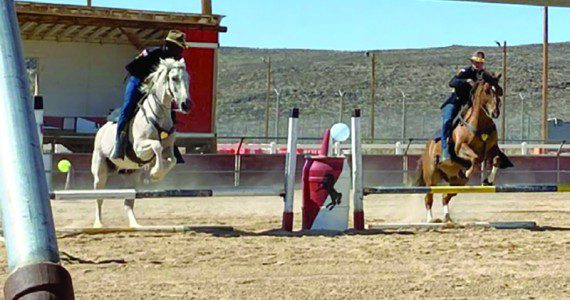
[86,0,91,6]
[34,95,44,148]
[274,88,280,139]
[370,53,376,141]
[556,141,565,184]
[263,57,271,139]
[399,89,406,140]
[234,138,245,187]
[201,0,212,15]
[421,112,426,138]
[519,93,525,140]
[283,108,299,231]
[542,6,549,143]
[0,1,73,298]
[338,90,345,123]
[501,41,507,142]
[351,109,364,230]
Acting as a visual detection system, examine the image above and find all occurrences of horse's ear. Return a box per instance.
[496,73,502,80]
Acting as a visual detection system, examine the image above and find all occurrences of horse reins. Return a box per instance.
[138,74,178,142]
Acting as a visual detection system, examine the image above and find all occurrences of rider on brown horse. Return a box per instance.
[440,50,486,162]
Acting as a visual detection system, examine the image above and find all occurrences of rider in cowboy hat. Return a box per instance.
[111,30,188,162]
[439,50,486,162]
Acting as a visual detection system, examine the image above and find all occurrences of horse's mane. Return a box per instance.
[140,58,186,95]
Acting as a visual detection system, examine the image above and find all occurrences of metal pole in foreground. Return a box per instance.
[351,109,365,230]
[0,1,74,299]
[282,108,299,231]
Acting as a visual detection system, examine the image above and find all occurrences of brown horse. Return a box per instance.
[417,72,505,223]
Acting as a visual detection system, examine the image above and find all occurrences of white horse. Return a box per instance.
[91,58,190,228]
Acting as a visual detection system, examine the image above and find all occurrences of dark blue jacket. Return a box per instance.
[441,66,484,108]
[125,47,172,81]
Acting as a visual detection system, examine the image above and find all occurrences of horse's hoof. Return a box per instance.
[129,223,143,229]
[482,179,492,186]
[428,218,443,223]
[93,221,104,228]
[444,214,453,223]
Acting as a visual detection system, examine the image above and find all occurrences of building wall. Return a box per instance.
[23,40,135,117]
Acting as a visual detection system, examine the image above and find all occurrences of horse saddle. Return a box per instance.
[433,104,470,142]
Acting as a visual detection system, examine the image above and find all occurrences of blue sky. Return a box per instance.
[24,0,570,50]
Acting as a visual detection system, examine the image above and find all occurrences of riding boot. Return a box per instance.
[441,140,451,162]
[173,146,185,164]
[111,131,127,159]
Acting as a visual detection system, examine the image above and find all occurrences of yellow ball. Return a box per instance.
[57,159,72,173]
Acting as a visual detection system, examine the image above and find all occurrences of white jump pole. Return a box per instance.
[282,108,299,231]
[351,109,365,230]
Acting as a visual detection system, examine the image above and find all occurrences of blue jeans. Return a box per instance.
[441,103,459,154]
[116,76,143,141]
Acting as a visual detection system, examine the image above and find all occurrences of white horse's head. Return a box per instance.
[142,58,191,113]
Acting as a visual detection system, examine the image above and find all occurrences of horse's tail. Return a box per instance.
[414,158,426,187]
[498,150,514,169]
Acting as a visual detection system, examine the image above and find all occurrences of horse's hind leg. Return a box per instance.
[442,178,467,223]
[91,152,108,228]
[425,193,434,222]
[125,171,143,228]
[442,193,457,223]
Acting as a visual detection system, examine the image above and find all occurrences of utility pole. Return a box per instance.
[542,5,549,142]
[201,0,212,15]
[496,40,507,142]
[262,57,272,139]
[519,93,525,140]
[399,89,406,140]
[367,52,377,141]
[274,88,280,138]
[337,90,345,123]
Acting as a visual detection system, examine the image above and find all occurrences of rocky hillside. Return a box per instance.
[216,43,569,141]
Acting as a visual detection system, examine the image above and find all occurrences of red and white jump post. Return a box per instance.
[351,109,365,230]
[282,108,299,231]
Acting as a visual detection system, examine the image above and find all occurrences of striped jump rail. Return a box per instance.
[364,184,570,195]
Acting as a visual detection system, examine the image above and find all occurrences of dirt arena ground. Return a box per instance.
[1,191,568,299]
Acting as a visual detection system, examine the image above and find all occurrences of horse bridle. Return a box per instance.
[460,80,500,135]
[142,68,185,120]
[480,85,500,119]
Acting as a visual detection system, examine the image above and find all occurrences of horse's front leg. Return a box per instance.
[484,155,501,185]
[160,145,177,179]
[134,139,165,180]
[457,143,480,179]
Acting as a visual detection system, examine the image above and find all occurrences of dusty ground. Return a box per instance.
[1,191,569,299]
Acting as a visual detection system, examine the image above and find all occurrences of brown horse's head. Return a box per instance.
[472,72,503,119]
